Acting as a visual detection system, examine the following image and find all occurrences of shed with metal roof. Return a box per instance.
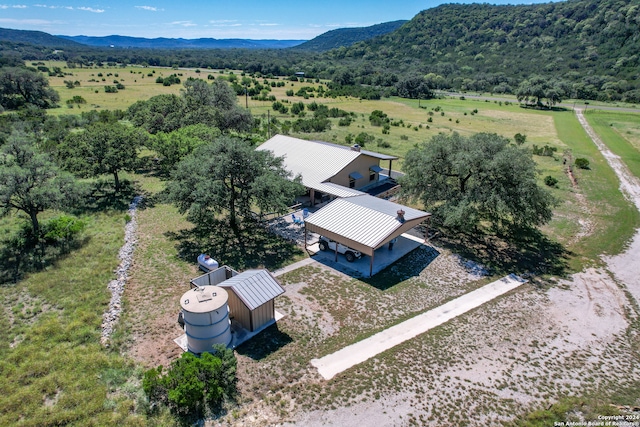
[218,269,285,332]
[304,195,431,276]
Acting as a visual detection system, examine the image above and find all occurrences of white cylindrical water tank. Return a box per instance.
[180,286,232,353]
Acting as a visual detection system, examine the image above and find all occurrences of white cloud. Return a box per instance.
[33,4,93,11]
[77,6,104,13]
[1,4,28,8]
[135,5,162,12]
[170,20,197,27]
[0,18,60,25]
[259,23,279,27]
[209,19,242,27]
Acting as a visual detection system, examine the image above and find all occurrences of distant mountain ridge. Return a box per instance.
[292,20,408,52]
[56,35,306,49]
[0,27,83,48]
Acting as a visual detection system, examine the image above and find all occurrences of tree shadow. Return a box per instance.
[167,219,305,271]
[73,179,138,214]
[434,226,571,280]
[234,323,293,360]
[0,233,90,285]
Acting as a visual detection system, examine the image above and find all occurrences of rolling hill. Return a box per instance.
[292,20,408,52]
[55,35,306,49]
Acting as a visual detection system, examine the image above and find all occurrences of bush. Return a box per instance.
[514,133,527,145]
[544,176,558,187]
[532,144,557,157]
[143,345,237,420]
[575,158,590,169]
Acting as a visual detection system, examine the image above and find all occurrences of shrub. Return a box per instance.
[575,158,590,169]
[355,132,376,147]
[369,110,389,126]
[532,144,557,157]
[514,133,527,145]
[544,176,558,187]
[143,345,237,420]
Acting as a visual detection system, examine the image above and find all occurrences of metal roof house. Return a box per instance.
[191,266,285,334]
[257,135,398,205]
[256,134,431,277]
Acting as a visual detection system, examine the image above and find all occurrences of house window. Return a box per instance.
[370,171,376,181]
[349,177,356,188]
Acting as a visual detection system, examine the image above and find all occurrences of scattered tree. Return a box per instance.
[0,67,60,110]
[0,131,81,237]
[167,136,304,235]
[516,76,566,108]
[59,122,148,191]
[575,158,590,169]
[401,132,557,233]
[395,75,434,99]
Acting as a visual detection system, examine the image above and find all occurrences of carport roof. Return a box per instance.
[304,195,430,255]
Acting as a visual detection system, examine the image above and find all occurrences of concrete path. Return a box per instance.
[311,274,527,380]
[272,257,317,277]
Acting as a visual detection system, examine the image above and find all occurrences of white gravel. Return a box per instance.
[100,196,142,346]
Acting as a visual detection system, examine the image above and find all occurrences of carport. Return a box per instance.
[303,195,431,277]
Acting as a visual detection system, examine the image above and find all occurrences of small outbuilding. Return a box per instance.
[218,270,285,332]
[190,267,285,333]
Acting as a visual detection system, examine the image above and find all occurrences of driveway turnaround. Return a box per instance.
[311,274,527,380]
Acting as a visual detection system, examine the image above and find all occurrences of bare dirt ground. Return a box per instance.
[214,109,640,426]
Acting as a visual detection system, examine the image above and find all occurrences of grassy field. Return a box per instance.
[0,211,148,426]
[1,63,639,425]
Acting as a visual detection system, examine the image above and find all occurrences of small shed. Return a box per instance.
[218,270,285,332]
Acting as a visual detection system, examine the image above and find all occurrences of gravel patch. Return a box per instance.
[100,196,142,346]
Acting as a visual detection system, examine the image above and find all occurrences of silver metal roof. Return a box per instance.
[218,270,284,311]
[256,135,397,191]
[305,195,430,252]
[311,182,364,198]
[257,135,360,189]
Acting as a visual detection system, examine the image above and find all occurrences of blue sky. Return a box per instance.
[0,0,561,40]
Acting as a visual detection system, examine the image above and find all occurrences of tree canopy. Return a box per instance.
[401,132,557,233]
[127,78,253,135]
[151,124,221,175]
[167,136,304,235]
[0,130,81,236]
[516,76,567,108]
[58,122,148,191]
[0,67,60,110]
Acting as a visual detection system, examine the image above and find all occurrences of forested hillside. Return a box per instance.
[0,0,639,102]
[330,0,640,101]
[292,20,408,52]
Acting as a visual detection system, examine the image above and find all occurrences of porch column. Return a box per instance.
[369,252,374,277]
